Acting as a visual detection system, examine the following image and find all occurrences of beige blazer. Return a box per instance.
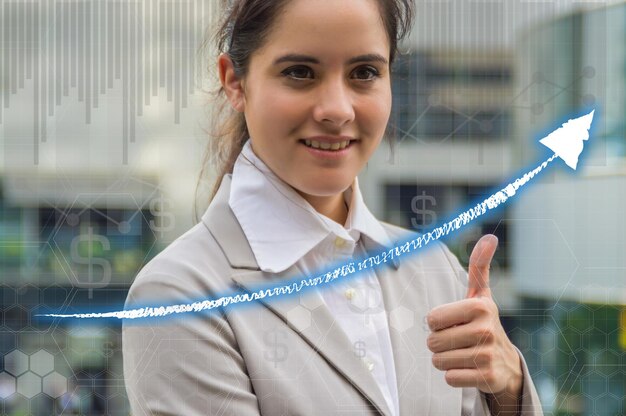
[123,175,543,415]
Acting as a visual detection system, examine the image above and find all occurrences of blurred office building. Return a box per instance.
[1,1,624,415]
[512,3,626,415]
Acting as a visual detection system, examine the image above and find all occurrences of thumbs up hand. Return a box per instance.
[426,235,523,413]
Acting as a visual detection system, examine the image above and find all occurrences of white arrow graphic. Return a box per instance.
[37,110,596,320]
[539,110,594,170]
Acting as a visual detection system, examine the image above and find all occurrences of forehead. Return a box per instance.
[255,0,389,62]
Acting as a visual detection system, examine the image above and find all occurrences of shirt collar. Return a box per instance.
[228,139,392,273]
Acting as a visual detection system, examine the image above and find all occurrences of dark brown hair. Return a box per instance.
[197,0,415,213]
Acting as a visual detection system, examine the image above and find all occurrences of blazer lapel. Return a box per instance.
[202,175,393,416]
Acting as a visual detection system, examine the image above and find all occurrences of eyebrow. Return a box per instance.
[272,53,389,66]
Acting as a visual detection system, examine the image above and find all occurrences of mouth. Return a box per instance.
[299,138,356,152]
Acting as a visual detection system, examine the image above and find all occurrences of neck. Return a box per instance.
[298,192,348,225]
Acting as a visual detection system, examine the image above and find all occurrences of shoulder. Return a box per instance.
[125,220,234,307]
[378,220,468,303]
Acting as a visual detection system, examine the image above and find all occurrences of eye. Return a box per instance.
[351,66,381,81]
[281,66,314,80]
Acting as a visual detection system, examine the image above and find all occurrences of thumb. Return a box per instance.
[466,234,498,299]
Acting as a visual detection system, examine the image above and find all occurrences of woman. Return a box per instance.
[122,0,543,414]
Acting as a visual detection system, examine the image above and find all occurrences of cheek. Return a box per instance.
[354,92,390,161]
[377,89,393,122]
[261,94,309,137]
[359,92,391,132]
[247,90,305,162]
[264,86,306,113]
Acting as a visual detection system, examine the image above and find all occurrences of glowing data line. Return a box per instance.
[37,110,595,320]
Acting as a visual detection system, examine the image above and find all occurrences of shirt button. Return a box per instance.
[334,237,346,248]
[344,288,356,301]
[362,357,375,372]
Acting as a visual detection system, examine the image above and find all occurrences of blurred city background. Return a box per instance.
[0,0,625,414]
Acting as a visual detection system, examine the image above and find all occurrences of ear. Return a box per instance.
[217,53,246,113]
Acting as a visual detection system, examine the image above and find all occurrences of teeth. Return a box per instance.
[303,140,351,151]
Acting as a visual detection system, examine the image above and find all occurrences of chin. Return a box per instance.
[297,180,353,198]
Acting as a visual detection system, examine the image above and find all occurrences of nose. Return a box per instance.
[312,76,355,127]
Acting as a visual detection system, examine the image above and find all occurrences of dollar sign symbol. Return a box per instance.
[264,329,288,368]
[354,341,366,358]
[149,197,175,238]
[70,226,111,299]
[411,191,437,232]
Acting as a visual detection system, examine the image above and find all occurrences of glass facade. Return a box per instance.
[514,4,626,415]
[515,4,625,167]
[1,186,158,415]
[385,48,516,274]
[390,51,513,144]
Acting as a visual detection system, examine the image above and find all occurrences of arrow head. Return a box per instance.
[539,109,595,170]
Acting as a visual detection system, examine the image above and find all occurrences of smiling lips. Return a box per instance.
[301,136,357,151]
[304,139,351,150]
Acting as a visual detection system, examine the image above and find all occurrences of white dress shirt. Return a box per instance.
[229,139,400,416]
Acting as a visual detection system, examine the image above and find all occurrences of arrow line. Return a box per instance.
[37,109,595,320]
[37,154,560,320]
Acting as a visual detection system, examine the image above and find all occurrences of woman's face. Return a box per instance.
[225,0,391,206]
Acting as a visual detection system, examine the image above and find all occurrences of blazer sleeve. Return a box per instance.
[461,347,544,416]
[122,272,262,416]
[439,243,544,416]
